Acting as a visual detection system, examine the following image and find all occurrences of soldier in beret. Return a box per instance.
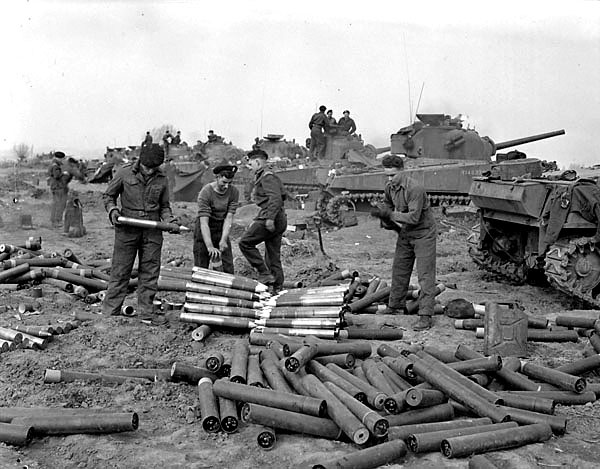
[47,151,73,228]
[371,154,437,330]
[101,143,178,325]
[193,164,239,273]
[239,149,287,290]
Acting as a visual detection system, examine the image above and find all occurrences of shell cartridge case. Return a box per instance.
[248,330,303,346]
[260,355,294,393]
[0,263,30,282]
[267,339,289,358]
[382,356,416,380]
[377,362,413,393]
[555,315,598,329]
[361,359,395,412]
[84,293,104,304]
[71,285,89,299]
[260,347,281,364]
[365,277,380,295]
[157,277,187,292]
[555,354,600,376]
[182,303,260,320]
[121,305,135,316]
[306,360,367,404]
[255,327,337,339]
[99,369,172,381]
[499,390,596,406]
[12,325,53,339]
[170,362,217,384]
[44,369,148,385]
[468,454,500,469]
[386,403,456,427]
[492,393,555,415]
[179,312,255,329]
[280,361,309,395]
[241,402,341,440]
[18,301,40,314]
[11,268,45,283]
[191,325,212,342]
[416,352,503,405]
[521,361,586,393]
[0,339,15,352]
[0,422,33,446]
[217,396,238,433]
[276,284,348,296]
[356,303,387,314]
[527,329,579,342]
[3,258,63,269]
[337,328,403,341]
[422,346,459,364]
[345,286,391,313]
[62,248,82,264]
[595,319,600,335]
[262,307,342,319]
[90,269,111,282]
[326,363,386,410]
[497,405,567,434]
[301,374,369,445]
[0,244,19,254]
[288,340,373,359]
[212,378,327,417]
[61,268,93,277]
[454,319,484,330]
[441,422,552,458]
[42,277,74,293]
[197,378,221,433]
[377,343,403,358]
[46,268,107,292]
[322,268,356,282]
[217,356,232,379]
[404,388,448,408]
[205,352,225,373]
[410,356,510,423]
[285,342,320,372]
[116,216,190,233]
[590,332,600,353]
[10,412,139,436]
[255,425,276,450]
[387,417,492,442]
[449,356,503,376]
[314,353,355,369]
[0,284,18,291]
[343,277,361,303]
[229,341,249,384]
[0,327,23,344]
[273,296,345,308]
[352,364,369,383]
[527,316,549,329]
[408,421,518,453]
[185,291,261,309]
[246,354,267,387]
[256,318,340,329]
[324,381,389,437]
[310,439,407,469]
[191,269,267,293]
[455,344,542,391]
[282,280,304,289]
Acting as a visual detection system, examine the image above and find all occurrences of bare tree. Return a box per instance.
[13,143,31,163]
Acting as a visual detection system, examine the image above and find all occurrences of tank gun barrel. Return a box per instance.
[375,146,391,154]
[495,130,565,151]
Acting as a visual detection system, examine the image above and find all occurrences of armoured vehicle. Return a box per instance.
[282,113,564,226]
[467,158,600,307]
[253,134,308,161]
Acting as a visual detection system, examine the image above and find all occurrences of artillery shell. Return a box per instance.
[288,340,373,359]
[0,422,33,446]
[387,417,492,442]
[285,342,319,373]
[307,360,367,404]
[441,423,552,458]
[590,333,600,353]
[555,354,600,376]
[191,325,212,342]
[197,378,220,433]
[179,312,254,328]
[555,315,598,329]
[521,361,586,394]
[311,439,407,469]
[497,405,567,434]
[260,353,294,393]
[184,280,260,301]
[422,346,459,363]
[280,360,309,395]
[382,356,416,380]
[314,353,355,369]
[326,363,386,410]
[377,343,402,358]
[246,354,267,388]
[11,413,139,435]
[527,329,579,342]
[217,396,238,434]
[500,390,596,405]
[266,339,289,358]
[404,388,447,408]
[170,362,217,384]
[229,341,249,384]
[205,352,225,373]
[0,327,23,344]
[255,425,276,450]
[449,355,503,375]
[468,454,500,469]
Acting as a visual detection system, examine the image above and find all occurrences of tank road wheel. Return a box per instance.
[545,238,600,307]
[325,195,356,227]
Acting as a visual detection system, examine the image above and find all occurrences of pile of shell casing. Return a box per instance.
[0,407,138,446]
[0,238,109,301]
[0,320,81,353]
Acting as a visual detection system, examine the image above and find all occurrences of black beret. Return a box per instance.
[213,164,238,176]
[139,143,165,168]
[382,154,404,169]
[54,151,66,159]
[319,105,327,112]
[247,149,268,160]
[343,110,350,114]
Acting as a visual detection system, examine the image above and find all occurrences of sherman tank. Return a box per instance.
[253,134,308,161]
[313,114,565,225]
[467,158,600,307]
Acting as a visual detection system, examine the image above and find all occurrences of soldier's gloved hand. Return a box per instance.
[109,209,121,225]
[375,203,393,219]
[265,219,275,232]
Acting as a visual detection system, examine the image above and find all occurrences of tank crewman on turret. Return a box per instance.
[101,143,178,326]
[194,164,239,274]
[370,154,437,331]
[308,105,328,159]
[239,149,287,291]
[207,130,219,143]
[338,110,357,135]
[142,131,153,148]
[47,151,73,228]
[171,131,182,145]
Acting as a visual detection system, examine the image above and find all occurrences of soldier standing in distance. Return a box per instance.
[371,154,437,331]
[338,110,357,135]
[47,151,72,228]
[171,131,182,145]
[101,143,178,326]
[308,105,328,159]
[239,149,287,292]
[142,131,153,148]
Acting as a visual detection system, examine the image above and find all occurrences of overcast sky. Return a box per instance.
[1,0,599,168]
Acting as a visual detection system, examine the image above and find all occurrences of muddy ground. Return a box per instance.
[0,168,599,469]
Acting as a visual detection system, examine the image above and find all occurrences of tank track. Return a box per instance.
[544,237,600,309]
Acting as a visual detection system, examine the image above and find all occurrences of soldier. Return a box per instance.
[171,131,182,145]
[207,130,219,143]
[308,105,328,159]
[370,154,437,331]
[142,131,153,148]
[101,143,178,325]
[193,164,239,274]
[47,151,72,228]
[239,149,287,291]
[338,110,357,135]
